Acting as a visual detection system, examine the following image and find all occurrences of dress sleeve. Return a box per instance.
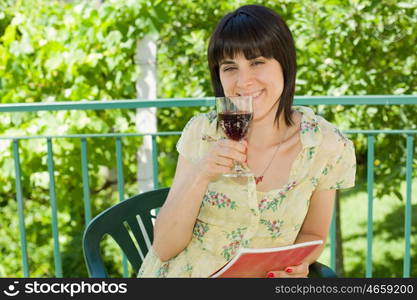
[316,138,357,191]
[176,114,207,164]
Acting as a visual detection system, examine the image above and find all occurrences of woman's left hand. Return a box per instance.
[266,262,309,278]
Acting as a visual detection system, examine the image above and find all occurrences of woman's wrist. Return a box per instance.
[191,164,212,186]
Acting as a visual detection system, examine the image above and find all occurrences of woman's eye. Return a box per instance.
[222,66,236,72]
[252,60,265,66]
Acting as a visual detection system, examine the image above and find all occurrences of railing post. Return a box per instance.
[81,138,92,225]
[13,140,30,277]
[46,138,63,277]
[151,135,159,189]
[330,202,336,272]
[366,134,375,278]
[403,134,413,277]
[115,137,129,277]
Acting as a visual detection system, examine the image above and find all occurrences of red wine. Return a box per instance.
[218,111,252,141]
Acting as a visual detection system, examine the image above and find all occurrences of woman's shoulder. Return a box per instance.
[294,106,353,154]
[180,110,220,143]
[316,113,354,156]
[182,110,216,131]
[177,111,218,161]
[185,110,217,127]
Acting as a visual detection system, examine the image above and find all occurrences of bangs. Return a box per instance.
[210,12,275,65]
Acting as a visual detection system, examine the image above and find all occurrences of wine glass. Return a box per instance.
[216,95,253,177]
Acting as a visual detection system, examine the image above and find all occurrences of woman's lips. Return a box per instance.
[251,89,265,101]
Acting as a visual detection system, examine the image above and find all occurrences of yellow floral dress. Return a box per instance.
[137,106,356,278]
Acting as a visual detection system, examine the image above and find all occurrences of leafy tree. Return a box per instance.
[0,0,164,276]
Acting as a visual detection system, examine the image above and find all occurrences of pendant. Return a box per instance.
[254,176,263,185]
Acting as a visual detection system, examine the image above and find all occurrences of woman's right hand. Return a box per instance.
[198,139,247,182]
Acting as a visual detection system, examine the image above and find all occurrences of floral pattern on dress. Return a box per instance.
[334,128,349,146]
[202,134,218,142]
[307,147,316,160]
[293,224,301,232]
[221,227,249,261]
[184,263,193,274]
[202,191,237,209]
[301,119,319,134]
[321,163,333,176]
[260,219,284,239]
[207,110,217,123]
[156,262,169,278]
[329,180,345,190]
[193,221,209,242]
[250,208,258,216]
[285,181,297,191]
[258,193,285,212]
[258,181,296,212]
[336,154,343,164]
[310,176,319,187]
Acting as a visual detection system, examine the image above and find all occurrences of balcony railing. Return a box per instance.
[0,95,416,278]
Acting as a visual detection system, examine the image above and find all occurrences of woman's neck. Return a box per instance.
[247,114,287,148]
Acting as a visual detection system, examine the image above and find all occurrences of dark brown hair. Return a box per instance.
[208,5,296,127]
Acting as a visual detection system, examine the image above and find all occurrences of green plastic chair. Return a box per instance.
[82,187,337,278]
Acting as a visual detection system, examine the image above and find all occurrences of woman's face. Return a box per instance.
[219,53,284,122]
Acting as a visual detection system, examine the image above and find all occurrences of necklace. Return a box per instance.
[254,128,289,185]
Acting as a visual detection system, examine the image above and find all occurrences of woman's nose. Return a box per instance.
[236,69,254,89]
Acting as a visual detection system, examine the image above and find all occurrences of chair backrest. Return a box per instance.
[82,187,170,277]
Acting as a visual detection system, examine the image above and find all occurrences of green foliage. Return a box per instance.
[0,0,416,277]
[288,0,417,200]
[0,0,159,276]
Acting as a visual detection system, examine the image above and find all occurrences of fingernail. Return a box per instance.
[267,272,275,278]
[285,268,293,273]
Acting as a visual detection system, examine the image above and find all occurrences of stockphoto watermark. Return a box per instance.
[2,280,127,297]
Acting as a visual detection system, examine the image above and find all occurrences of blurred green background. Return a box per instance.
[0,0,416,277]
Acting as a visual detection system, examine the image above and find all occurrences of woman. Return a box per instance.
[138,4,356,278]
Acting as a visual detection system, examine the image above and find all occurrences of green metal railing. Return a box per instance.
[0,95,416,278]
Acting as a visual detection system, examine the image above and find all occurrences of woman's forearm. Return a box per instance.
[294,232,327,265]
[152,165,210,261]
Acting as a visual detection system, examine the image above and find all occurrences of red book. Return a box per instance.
[210,240,323,278]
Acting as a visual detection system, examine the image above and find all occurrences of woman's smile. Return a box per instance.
[237,89,265,102]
